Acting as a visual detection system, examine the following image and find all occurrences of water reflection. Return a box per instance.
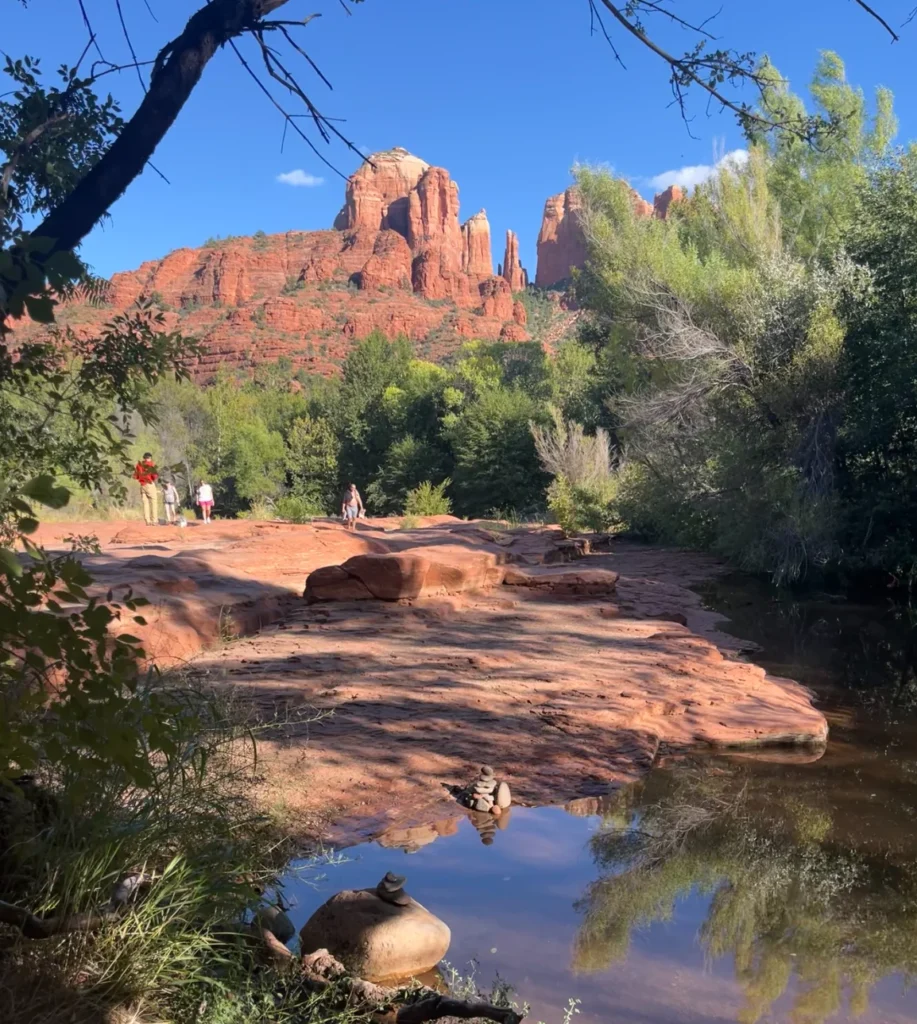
[285,581,917,1024]
[575,757,917,1024]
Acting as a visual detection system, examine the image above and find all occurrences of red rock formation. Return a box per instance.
[357,230,413,292]
[478,276,514,320]
[631,189,655,219]
[502,230,526,292]
[653,184,685,220]
[535,180,683,288]
[512,300,527,326]
[535,187,587,288]
[16,147,539,377]
[461,210,493,280]
[500,322,529,342]
[334,147,430,234]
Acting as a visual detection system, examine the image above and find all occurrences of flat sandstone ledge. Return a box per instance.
[190,532,829,843]
[33,519,827,842]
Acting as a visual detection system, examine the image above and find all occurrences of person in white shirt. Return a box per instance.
[196,480,214,523]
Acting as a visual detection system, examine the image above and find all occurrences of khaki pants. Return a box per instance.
[141,482,158,525]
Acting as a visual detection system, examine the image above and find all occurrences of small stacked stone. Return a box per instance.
[375,871,410,907]
[471,765,497,812]
[461,765,512,816]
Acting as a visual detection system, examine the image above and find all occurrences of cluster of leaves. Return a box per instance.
[571,51,917,584]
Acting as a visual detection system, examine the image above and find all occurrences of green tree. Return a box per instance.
[285,414,340,514]
[838,151,917,580]
[337,331,412,485]
[449,387,550,516]
[226,421,286,504]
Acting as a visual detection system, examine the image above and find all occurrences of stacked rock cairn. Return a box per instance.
[461,765,512,815]
[375,871,411,906]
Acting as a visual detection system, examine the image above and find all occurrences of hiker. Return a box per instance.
[162,478,180,525]
[196,479,214,523]
[341,482,364,530]
[133,452,159,526]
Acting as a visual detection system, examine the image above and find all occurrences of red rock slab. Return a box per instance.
[305,545,506,602]
[502,566,619,595]
[192,542,828,845]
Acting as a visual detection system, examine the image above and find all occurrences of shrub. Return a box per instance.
[403,478,452,517]
[0,680,306,1024]
[237,497,275,521]
[547,473,619,536]
[274,493,325,523]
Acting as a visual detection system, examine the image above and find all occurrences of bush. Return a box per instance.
[274,493,324,523]
[547,474,619,536]
[403,478,452,517]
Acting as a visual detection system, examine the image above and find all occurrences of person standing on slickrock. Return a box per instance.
[341,482,363,531]
[196,479,214,524]
[134,452,159,526]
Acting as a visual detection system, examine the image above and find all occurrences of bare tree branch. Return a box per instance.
[851,0,899,41]
[14,0,355,271]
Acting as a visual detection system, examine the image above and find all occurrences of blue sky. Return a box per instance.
[5,0,917,277]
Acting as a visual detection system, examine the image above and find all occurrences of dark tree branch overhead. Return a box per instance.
[23,0,355,266]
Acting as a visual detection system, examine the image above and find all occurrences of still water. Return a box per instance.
[284,579,917,1024]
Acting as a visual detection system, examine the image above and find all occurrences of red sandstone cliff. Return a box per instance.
[18,148,535,378]
[653,184,685,220]
[534,181,685,288]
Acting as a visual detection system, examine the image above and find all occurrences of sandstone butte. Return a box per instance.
[12,150,683,378]
[535,182,684,288]
[35,516,828,846]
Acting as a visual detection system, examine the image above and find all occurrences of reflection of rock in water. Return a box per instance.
[565,794,628,818]
[469,806,512,844]
[376,818,460,853]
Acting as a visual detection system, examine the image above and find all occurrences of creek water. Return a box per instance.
[284,577,917,1024]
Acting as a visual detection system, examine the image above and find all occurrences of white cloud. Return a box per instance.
[276,169,325,188]
[646,148,748,193]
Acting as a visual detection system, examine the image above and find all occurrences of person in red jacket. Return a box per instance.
[133,452,159,526]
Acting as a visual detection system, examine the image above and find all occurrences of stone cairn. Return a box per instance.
[375,871,410,907]
[459,765,512,816]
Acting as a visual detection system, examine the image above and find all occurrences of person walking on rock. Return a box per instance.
[134,452,159,526]
[162,478,180,525]
[196,479,214,523]
[341,483,363,530]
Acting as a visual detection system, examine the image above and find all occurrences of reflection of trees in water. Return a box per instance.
[696,577,917,711]
[573,763,917,1024]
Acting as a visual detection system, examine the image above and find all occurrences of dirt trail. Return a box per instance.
[184,531,828,845]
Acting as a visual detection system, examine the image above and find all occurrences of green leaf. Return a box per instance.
[23,293,56,323]
[22,474,70,509]
[0,548,23,578]
[17,517,40,535]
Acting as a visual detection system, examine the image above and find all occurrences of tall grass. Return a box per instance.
[0,678,354,1024]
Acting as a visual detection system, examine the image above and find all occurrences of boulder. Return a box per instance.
[305,546,505,603]
[304,565,374,603]
[298,887,451,980]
